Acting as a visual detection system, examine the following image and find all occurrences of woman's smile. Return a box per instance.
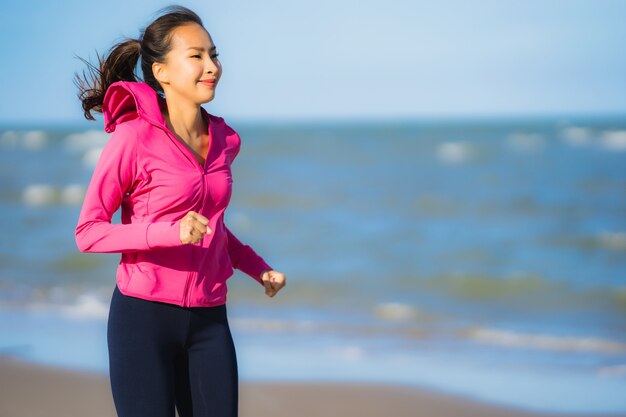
[199,79,216,88]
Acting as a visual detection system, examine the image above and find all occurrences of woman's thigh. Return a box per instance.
[174,304,238,417]
[107,285,189,417]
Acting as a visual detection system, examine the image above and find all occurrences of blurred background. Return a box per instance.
[0,0,625,414]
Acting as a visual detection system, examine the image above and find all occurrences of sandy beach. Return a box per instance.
[0,356,622,417]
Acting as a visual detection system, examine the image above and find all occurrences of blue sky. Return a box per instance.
[0,0,624,124]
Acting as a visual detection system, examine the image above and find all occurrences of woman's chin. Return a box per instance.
[196,92,216,105]
[198,88,216,101]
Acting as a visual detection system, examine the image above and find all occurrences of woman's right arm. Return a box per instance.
[75,123,182,253]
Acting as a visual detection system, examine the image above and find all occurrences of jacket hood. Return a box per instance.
[102,80,222,133]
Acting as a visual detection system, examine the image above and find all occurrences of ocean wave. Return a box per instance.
[544,229,626,252]
[24,293,110,320]
[22,130,48,150]
[404,273,559,299]
[52,252,104,271]
[22,184,55,206]
[64,130,108,152]
[1,285,434,339]
[600,130,626,151]
[231,317,319,332]
[230,310,437,341]
[436,141,473,164]
[506,132,545,153]
[0,130,47,150]
[0,130,18,147]
[59,184,85,205]
[393,273,626,313]
[597,230,626,251]
[462,326,626,354]
[558,127,626,151]
[22,184,85,206]
[373,302,420,321]
[597,364,626,377]
[412,193,460,216]
[326,345,367,361]
[82,147,104,167]
[560,126,592,146]
[59,294,110,319]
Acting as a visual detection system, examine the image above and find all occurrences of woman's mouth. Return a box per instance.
[199,79,216,88]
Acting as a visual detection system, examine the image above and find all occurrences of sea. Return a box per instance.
[0,114,625,414]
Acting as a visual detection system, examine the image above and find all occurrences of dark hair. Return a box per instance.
[73,5,205,120]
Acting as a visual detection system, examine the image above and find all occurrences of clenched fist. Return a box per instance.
[260,269,287,297]
[179,210,212,244]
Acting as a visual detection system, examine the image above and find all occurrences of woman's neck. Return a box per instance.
[161,94,206,142]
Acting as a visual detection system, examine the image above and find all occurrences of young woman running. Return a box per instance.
[73,5,286,416]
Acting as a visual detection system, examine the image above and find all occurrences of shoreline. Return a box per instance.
[1,356,623,417]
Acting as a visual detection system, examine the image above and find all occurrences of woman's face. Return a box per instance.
[153,22,222,105]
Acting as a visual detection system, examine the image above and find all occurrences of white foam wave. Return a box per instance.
[464,327,626,354]
[436,141,472,164]
[600,130,626,151]
[64,130,109,152]
[0,130,47,150]
[24,293,110,320]
[22,184,56,206]
[233,313,430,339]
[22,130,47,150]
[22,184,85,206]
[560,126,592,146]
[231,317,317,332]
[507,132,545,152]
[327,345,366,361]
[597,230,626,251]
[59,294,110,320]
[374,302,419,321]
[82,147,103,166]
[60,184,86,205]
[0,130,18,148]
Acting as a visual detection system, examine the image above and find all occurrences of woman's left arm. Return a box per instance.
[225,226,286,296]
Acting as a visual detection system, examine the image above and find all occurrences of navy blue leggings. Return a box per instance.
[107,285,238,417]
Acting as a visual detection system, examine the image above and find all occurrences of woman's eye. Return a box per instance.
[191,54,218,59]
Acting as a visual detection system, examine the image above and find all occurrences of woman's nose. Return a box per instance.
[205,58,219,74]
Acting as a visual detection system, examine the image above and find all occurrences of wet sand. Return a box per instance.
[0,356,622,417]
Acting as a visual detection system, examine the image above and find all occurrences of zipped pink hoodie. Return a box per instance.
[75,80,273,307]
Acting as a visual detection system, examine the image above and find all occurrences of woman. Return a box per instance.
[73,5,286,417]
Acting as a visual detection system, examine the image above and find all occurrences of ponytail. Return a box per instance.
[73,38,141,120]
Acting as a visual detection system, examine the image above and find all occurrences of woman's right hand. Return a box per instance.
[179,210,212,244]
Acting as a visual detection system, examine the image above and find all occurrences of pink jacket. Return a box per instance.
[75,80,272,307]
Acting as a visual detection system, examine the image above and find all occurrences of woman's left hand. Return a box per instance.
[260,270,286,297]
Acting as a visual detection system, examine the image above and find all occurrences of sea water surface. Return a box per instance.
[0,114,625,414]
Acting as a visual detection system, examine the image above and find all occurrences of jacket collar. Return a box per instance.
[102,81,169,133]
[102,80,220,134]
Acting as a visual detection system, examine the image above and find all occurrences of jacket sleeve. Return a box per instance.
[225,225,273,285]
[75,123,181,253]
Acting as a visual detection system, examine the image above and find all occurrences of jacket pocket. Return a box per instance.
[125,245,192,303]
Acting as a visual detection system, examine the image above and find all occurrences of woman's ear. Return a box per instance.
[152,61,170,85]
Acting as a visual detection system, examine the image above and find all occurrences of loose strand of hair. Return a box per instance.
[73,39,141,121]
